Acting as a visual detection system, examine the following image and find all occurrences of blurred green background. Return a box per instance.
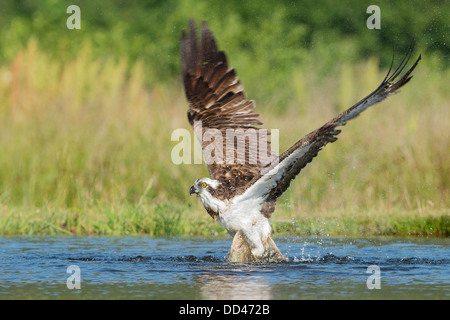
[0,0,448,236]
[0,0,448,104]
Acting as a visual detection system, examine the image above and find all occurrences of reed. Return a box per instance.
[0,39,448,237]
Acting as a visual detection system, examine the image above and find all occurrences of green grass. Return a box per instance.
[1,203,448,237]
[0,202,221,236]
[273,210,450,237]
[0,39,448,237]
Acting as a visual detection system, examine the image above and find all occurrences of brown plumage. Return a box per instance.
[181,20,276,201]
[259,46,421,204]
[181,20,421,219]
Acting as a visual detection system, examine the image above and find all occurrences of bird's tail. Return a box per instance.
[228,231,288,263]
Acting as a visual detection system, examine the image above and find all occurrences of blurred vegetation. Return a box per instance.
[0,0,448,236]
[0,0,448,106]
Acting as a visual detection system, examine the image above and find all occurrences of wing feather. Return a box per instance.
[181,20,276,196]
[182,19,420,212]
[239,50,421,215]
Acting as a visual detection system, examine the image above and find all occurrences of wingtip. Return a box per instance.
[181,19,196,40]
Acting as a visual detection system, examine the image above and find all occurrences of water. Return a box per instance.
[0,236,448,299]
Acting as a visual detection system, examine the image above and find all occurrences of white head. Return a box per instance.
[189,178,223,216]
[189,177,220,197]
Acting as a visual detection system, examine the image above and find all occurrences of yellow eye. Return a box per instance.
[201,182,207,188]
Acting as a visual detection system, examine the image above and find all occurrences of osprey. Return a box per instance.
[181,20,420,262]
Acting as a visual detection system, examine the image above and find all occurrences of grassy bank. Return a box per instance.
[0,38,448,237]
[273,209,449,237]
[0,203,448,237]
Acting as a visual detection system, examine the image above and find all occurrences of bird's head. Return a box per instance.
[189,178,223,218]
[189,178,220,198]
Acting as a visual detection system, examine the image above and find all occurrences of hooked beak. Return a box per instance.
[189,185,197,195]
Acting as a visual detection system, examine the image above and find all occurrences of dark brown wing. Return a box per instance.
[240,49,421,213]
[181,20,275,197]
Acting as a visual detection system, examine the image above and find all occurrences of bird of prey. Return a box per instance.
[181,20,420,262]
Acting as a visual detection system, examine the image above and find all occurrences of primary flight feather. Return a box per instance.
[181,20,421,262]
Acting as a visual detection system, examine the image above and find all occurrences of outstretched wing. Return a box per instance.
[238,49,421,212]
[181,20,276,197]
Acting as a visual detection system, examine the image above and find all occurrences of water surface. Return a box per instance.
[0,236,448,299]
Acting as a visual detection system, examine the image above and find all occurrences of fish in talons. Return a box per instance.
[228,231,289,263]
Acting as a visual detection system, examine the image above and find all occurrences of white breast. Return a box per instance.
[217,197,267,236]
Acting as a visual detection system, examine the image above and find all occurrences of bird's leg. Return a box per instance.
[244,229,266,259]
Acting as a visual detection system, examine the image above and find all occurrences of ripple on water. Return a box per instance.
[1,236,449,299]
